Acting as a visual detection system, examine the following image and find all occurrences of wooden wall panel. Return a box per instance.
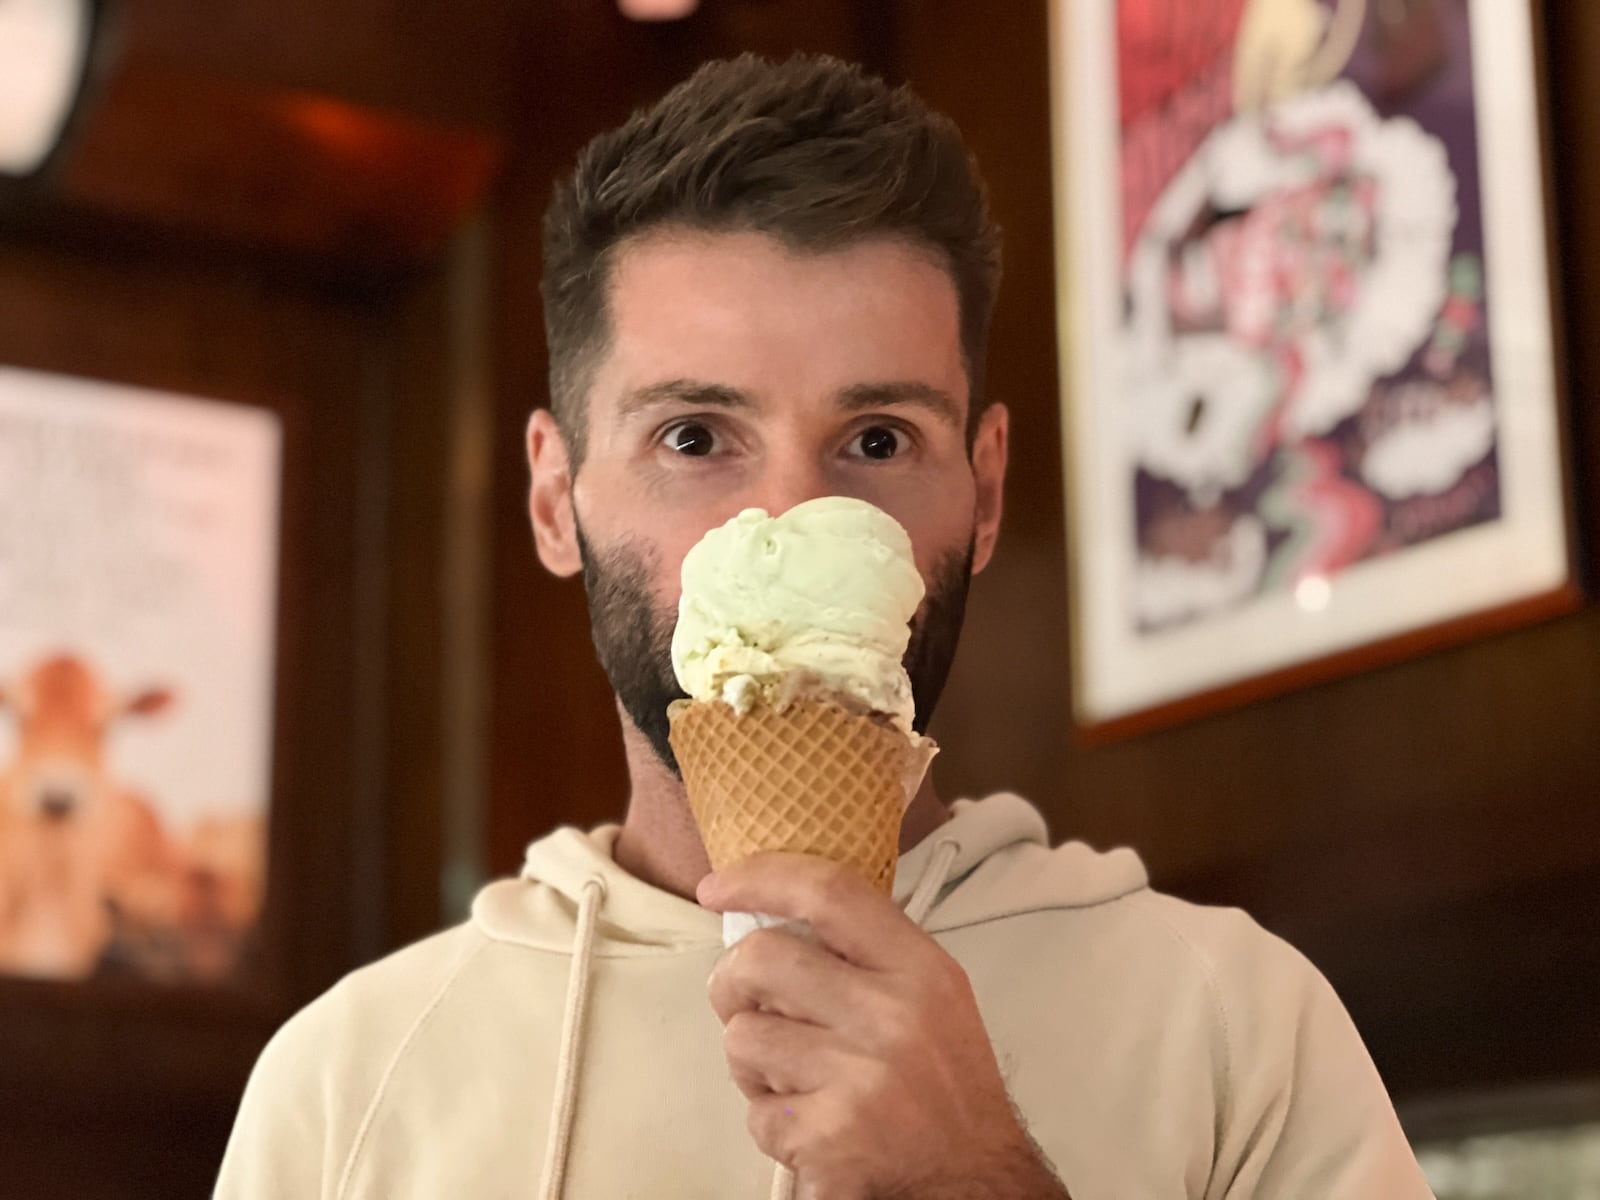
[0,5,510,1196]
[118,0,518,130]
[0,232,362,1194]
[57,64,500,265]
[0,223,464,1192]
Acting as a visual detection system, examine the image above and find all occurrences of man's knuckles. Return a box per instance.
[708,929,811,1019]
[787,857,868,925]
[883,945,977,1032]
[738,926,814,978]
[748,1095,801,1167]
[722,1010,783,1070]
[752,1101,860,1172]
[714,852,861,915]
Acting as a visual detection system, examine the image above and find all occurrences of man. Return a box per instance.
[218,54,1435,1198]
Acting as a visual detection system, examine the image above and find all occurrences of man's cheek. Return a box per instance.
[910,534,966,586]
[657,534,708,597]
[654,558,685,606]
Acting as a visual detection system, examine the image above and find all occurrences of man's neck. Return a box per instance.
[611,707,951,902]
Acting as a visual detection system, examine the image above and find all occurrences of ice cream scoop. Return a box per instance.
[670,496,925,734]
[668,498,938,945]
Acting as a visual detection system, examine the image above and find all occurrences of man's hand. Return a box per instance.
[698,852,1069,1200]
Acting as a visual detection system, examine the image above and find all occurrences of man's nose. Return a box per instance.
[751,447,836,516]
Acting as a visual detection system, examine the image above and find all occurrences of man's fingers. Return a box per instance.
[708,927,862,1028]
[723,1010,834,1100]
[746,1091,809,1171]
[698,852,922,967]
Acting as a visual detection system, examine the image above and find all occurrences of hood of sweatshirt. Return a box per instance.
[470,792,1149,955]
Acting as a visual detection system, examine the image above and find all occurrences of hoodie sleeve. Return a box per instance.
[214,924,489,1199]
[214,990,359,1200]
[1202,913,1436,1200]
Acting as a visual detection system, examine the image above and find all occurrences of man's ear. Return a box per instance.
[527,409,583,578]
[970,402,1009,575]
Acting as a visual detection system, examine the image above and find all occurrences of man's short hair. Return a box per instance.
[540,52,1004,467]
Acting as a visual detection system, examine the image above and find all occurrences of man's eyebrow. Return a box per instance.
[837,381,964,430]
[616,379,753,419]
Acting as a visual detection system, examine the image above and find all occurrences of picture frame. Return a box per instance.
[0,365,281,987]
[1048,0,1579,736]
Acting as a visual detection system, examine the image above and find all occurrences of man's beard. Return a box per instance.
[576,523,975,777]
[576,524,686,774]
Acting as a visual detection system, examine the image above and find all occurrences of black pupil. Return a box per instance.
[673,424,714,456]
[860,427,897,459]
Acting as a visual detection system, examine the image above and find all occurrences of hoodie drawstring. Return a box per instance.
[769,835,963,1200]
[537,875,606,1200]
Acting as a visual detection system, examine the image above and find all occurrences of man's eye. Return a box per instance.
[663,421,717,457]
[849,426,902,461]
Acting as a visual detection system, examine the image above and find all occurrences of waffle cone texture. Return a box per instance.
[668,697,914,896]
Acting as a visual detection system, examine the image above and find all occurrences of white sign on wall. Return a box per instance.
[0,365,281,983]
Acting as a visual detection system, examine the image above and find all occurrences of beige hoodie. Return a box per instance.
[216,794,1434,1198]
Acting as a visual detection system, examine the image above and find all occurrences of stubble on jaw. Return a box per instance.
[575,522,687,775]
[575,520,976,775]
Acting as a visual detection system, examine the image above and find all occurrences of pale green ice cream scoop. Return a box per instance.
[670,497,925,734]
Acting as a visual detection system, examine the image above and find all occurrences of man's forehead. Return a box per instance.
[604,228,961,322]
[592,230,967,414]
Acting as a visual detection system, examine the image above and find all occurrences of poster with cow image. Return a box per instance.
[1050,0,1573,728]
[0,366,280,983]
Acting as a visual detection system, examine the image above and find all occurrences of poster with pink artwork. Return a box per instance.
[1050,0,1573,727]
[0,366,280,983]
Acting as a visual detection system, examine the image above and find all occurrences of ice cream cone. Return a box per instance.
[668,695,932,896]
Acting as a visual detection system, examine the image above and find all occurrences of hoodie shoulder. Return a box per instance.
[216,921,492,1199]
[1121,890,1433,1198]
[918,795,1150,931]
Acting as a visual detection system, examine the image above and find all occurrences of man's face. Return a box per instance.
[533,230,1007,768]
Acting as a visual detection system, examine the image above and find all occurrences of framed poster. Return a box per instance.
[0,366,280,983]
[1049,0,1577,732]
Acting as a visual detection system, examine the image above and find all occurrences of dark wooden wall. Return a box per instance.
[0,228,382,1193]
[1,2,1595,1196]
[0,5,501,1193]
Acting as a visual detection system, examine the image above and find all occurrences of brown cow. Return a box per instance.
[0,653,176,979]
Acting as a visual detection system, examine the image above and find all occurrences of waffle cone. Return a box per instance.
[668,696,922,896]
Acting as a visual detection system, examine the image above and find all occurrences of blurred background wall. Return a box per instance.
[0,1,1595,1195]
